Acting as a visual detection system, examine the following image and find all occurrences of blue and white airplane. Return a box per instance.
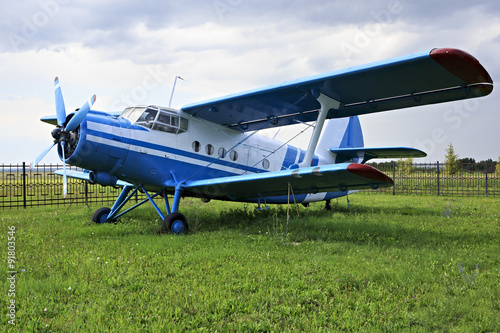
[33,48,493,233]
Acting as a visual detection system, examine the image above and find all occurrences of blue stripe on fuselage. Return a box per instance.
[281,146,320,169]
[86,126,264,174]
[298,150,305,163]
[281,145,298,170]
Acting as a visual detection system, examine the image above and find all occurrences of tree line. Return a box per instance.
[367,143,500,176]
[443,143,499,175]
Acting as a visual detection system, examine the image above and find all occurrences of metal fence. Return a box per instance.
[363,161,500,197]
[1,162,499,209]
[0,163,146,209]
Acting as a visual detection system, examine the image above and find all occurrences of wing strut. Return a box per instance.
[299,91,342,168]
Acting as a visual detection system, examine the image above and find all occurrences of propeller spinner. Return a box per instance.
[31,77,96,198]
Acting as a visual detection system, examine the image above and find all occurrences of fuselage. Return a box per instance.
[63,106,349,204]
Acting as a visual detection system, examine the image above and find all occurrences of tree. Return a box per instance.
[496,155,500,175]
[396,157,414,175]
[459,157,476,172]
[444,143,460,175]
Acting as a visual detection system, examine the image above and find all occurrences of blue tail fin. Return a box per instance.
[317,116,364,163]
[338,116,364,149]
[318,116,426,164]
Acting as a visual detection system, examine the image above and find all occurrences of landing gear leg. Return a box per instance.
[325,199,332,211]
[162,186,188,234]
[91,184,188,234]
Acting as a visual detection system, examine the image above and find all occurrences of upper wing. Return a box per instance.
[181,48,493,132]
[184,163,393,201]
[330,147,426,163]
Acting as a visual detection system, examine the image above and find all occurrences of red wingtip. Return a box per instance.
[347,164,394,185]
[430,48,493,87]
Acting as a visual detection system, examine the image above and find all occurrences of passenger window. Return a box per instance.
[262,159,270,169]
[206,144,214,155]
[192,141,201,152]
[218,147,226,158]
[229,150,238,161]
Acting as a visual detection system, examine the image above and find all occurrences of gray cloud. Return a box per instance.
[3,0,498,54]
[0,0,498,163]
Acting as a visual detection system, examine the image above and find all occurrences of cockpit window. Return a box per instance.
[120,106,147,123]
[139,109,158,123]
[120,105,188,134]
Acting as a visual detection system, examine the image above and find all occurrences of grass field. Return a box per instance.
[1,193,499,332]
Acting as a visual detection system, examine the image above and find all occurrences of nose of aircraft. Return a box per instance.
[31,77,96,198]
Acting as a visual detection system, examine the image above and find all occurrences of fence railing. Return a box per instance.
[1,162,499,209]
[0,163,146,209]
[363,161,500,196]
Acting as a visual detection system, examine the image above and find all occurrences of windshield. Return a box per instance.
[120,106,147,123]
[121,106,188,134]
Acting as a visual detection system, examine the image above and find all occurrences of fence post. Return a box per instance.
[392,161,396,195]
[85,181,89,205]
[485,161,488,196]
[22,162,27,209]
[436,161,440,196]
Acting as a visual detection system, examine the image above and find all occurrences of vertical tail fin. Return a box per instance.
[338,116,364,149]
[317,116,364,163]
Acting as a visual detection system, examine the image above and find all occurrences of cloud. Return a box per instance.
[0,0,499,163]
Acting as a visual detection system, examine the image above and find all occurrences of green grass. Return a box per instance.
[1,194,499,332]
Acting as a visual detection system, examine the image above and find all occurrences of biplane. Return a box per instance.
[32,48,493,233]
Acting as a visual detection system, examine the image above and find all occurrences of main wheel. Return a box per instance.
[163,212,188,234]
[92,207,112,224]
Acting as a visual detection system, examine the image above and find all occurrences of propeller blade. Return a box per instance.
[54,77,67,127]
[31,142,56,169]
[61,141,68,198]
[65,95,96,132]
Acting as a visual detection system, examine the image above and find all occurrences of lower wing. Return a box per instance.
[184,163,393,201]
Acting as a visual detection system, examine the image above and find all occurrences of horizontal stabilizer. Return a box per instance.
[185,163,393,201]
[330,147,426,163]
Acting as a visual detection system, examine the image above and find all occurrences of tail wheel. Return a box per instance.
[163,212,188,234]
[92,207,112,224]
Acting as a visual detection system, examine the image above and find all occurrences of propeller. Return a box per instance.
[31,77,96,198]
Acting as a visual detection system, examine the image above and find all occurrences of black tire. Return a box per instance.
[92,207,112,224]
[162,212,188,234]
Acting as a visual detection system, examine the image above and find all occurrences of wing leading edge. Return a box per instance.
[184,163,393,201]
[182,48,493,131]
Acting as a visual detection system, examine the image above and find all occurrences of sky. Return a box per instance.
[1,0,499,164]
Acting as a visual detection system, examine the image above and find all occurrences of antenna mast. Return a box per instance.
[168,76,184,108]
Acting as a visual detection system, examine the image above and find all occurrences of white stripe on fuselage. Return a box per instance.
[86,121,264,175]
